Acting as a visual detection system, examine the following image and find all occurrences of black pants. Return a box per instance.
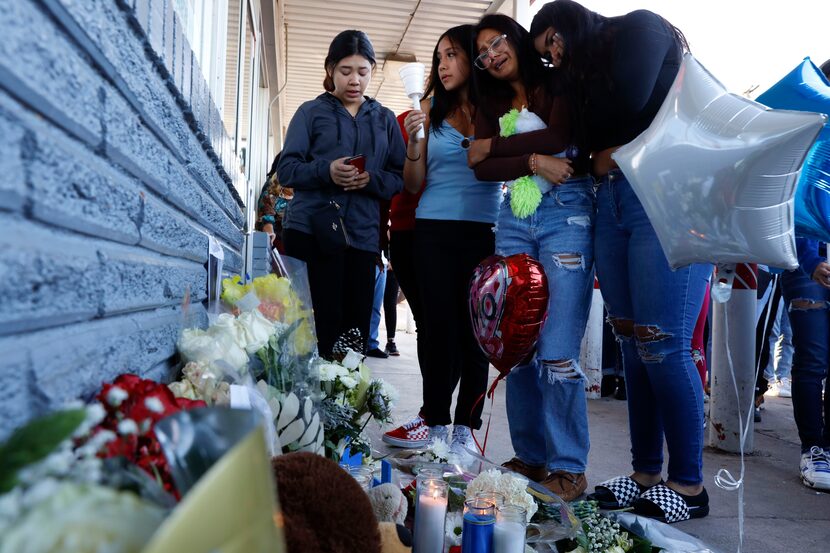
[390,229,427,387]
[383,268,399,342]
[756,271,782,404]
[415,219,494,429]
[283,228,375,358]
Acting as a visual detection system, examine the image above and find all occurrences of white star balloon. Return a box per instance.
[613,53,826,270]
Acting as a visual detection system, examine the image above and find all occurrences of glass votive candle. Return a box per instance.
[462,498,495,553]
[413,478,448,553]
[349,466,374,490]
[493,505,527,553]
[474,491,506,508]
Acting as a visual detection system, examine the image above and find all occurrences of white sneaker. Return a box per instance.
[426,424,449,447]
[449,425,477,457]
[777,377,792,398]
[800,446,830,490]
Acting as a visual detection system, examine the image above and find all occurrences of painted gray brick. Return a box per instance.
[0,214,102,336]
[148,0,165,67]
[180,35,193,111]
[97,244,206,316]
[165,161,243,249]
[24,108,142,245]
[0,0,103,147]
[189,58,208,140]
[140,193,209,261]
[103,86,171,197]
[172,13,184,95]
[162,0,175,75]
[132,0,152,39]
[0,345,35,440]
[28,306,186,411]
[0,104,26,212]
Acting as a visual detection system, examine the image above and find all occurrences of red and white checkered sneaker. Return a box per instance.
[382,415,430,448]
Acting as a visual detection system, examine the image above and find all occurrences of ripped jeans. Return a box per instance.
[497,177,595,473]
[595,171,711,486]
[781,269,830,452]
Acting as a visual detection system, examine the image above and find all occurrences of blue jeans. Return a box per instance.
[594,171,711,486]
[498,177,595,473]
[368,265,387,350]
[764,297,793,381]
[781,269,830,452]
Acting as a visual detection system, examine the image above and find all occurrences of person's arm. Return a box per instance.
[486,95,571,158]
[276,107,335,190]
[402,100,430,194]
[611,10,676,113]
[361,110,406,200]
[471,107,541,182]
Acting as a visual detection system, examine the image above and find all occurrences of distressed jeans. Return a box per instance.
[498,177,595,473]
[781,269,830,452]
[594,171,711,486]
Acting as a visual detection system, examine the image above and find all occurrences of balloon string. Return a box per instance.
[471,373,507,455]
[713,286,774,553]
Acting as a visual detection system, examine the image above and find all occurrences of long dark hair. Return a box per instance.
[529,0,687,143]
[472,14,553,120]
[423,25,476,134]
[323,30,376,92]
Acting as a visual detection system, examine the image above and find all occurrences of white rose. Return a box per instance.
[236,309,275,353]
[210,331,250,371]
[208,314,248,350]
[178,328,223,365]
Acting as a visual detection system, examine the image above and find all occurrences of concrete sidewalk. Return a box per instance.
[365,304,830,553]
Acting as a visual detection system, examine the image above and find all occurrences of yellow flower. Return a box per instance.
[220,275,252,305]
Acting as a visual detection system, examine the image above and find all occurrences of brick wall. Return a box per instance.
[0,0,246,437]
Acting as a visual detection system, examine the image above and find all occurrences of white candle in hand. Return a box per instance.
[414,487,448,553]
[493,520,525,553]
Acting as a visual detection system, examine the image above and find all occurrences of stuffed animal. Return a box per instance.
[367,483,408,525]
[378,522,412,553]
[271,452,381,553]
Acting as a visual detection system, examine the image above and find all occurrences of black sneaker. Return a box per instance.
[385,341,400,356]
[366,347,389,359]
[614,377,627,400]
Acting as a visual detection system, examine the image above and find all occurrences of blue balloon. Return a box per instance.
[757,58,830,242]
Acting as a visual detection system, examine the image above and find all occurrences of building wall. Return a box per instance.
[0,0,246,438]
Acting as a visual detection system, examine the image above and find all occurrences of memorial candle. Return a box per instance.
[414,478,448,553]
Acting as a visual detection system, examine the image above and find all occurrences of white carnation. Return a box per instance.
[466,469,537,521]
[340,376,358,389]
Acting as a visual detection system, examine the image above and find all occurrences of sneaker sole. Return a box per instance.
[382,434,429,448]
[801,474,830,491]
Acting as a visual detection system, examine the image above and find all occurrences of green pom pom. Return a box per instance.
[498,108,520,137]
[510,176,542,219]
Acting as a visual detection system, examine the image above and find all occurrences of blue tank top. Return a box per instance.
[415,121,502,223]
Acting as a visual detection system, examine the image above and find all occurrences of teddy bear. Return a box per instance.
[271,453,411,553]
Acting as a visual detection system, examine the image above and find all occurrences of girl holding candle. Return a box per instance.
[382,25,502,456]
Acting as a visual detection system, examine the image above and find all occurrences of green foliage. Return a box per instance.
[0,409,86,493]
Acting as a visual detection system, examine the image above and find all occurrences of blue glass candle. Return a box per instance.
[462,498,495,553]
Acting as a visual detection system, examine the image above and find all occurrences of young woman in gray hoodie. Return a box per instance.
[277,30,405,359]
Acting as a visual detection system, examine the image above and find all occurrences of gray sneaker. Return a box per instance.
[426,425,449,447]
[449,425,477,457]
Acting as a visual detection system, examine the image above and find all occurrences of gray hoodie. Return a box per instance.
[277,92,405,253]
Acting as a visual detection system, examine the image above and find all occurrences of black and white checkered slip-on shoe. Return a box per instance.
[632,484,709,523]
[586,475,658,509]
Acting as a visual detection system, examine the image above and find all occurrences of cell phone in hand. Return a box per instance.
[345,155,366,173]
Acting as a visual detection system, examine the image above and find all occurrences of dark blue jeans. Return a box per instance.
[781,269,830,452]
[595,171,711,486]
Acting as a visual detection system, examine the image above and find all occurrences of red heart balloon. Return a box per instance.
[469,254,549,375]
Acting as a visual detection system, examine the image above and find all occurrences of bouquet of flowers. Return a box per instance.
[319,347,398,461]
